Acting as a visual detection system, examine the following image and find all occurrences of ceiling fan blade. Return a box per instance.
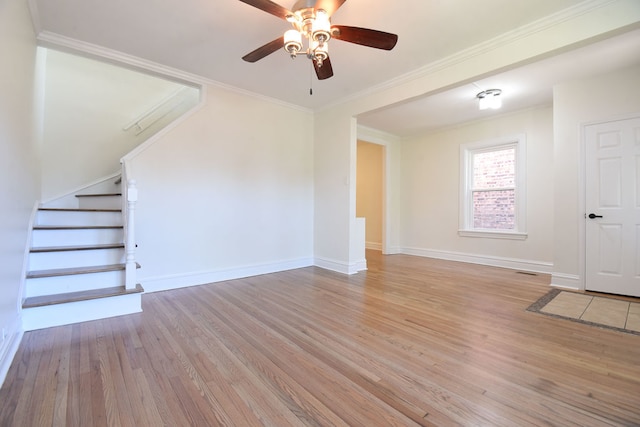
[237,0,291,20]
[331,25,398,50]
[314,0,346,17]
[242,36,285,62]
[314,56,334,80]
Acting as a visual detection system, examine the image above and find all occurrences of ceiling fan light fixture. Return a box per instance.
[239,0,398,82]
[311,40,329,66]
[284,29,303,58]
[477,89,502,110]
[312,9,331,44]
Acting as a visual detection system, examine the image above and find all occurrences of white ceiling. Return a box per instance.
[358,28,640,137]
[31,0,640,136]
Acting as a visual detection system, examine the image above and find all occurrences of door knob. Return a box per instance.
[588,213,603,219]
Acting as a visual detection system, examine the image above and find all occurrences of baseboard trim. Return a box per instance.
[550,273,582,291]
[383,246,402,255]
[0,317,24,388]
[365,241,382,251]
[142,257,314,293]
[401,247,553,274]
[314,257,366,275]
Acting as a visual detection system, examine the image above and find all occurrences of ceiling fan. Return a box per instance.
[238,0,398,80]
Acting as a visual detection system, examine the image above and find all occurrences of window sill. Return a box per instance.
[458,230,528,240]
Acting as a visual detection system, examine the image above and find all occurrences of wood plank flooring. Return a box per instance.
[2,251,639,426]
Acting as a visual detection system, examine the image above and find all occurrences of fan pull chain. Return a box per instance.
[309,60,313,96]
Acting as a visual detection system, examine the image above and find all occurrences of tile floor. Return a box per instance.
[541,291,640,332]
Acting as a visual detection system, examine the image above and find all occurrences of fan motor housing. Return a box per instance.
[291,0,316,12]
[289,4,320,35]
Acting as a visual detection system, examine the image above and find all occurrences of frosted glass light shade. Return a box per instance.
[312,10,331,43]
[284,29,302,56]
[477,89,502,110]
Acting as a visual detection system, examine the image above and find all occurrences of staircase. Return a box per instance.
[22,177,143,331]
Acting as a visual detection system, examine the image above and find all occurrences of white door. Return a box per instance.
[585,116,640,297]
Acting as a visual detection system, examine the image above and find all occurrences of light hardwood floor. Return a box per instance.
[2,251,639,426]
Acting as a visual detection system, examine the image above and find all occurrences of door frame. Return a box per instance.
[357,125,401,255]
[580,112,640,291]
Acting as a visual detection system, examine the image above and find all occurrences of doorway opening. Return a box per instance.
[356,140,384,252]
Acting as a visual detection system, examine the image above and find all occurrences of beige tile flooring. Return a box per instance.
[541,291,640,332]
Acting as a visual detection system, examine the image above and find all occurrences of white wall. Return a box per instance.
[552,63,640,289]
[400,106,554,271]
[127,85,314,291]
[314,110,354,272]
[41,49,199,201]
[0,0,39,382]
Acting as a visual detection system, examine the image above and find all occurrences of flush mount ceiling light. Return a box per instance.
[477,88,502,110]
[239,0,398,81]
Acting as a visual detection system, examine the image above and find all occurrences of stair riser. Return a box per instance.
[25,270,125,298]
[29,248,125,270]
[22,293,142,331]
[32,228,124,247]
[36,210,122,227]
[77,196,121,210]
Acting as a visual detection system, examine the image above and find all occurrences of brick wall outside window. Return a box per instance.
[472,148,515,229]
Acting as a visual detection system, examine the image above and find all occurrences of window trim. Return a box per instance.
[459,134,527,240]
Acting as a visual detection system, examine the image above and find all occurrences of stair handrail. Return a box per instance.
[121,162,137,290]
[123,86,193,136]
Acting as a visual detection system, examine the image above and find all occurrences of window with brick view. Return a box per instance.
[459,134,527,240]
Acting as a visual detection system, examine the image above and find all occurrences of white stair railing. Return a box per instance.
[124,179,137,290]
[121,160,137,291]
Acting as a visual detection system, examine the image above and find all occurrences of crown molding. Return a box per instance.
[35,31,313,114]
[323,0,619,111]
[36,31,207,86]
[357,125,401,144]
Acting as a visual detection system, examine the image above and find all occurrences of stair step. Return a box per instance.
[39,207,121,212]
[23,284,144,309]
[33,225,123,230]
[32,226,123,247]
[25,269,126,298]
[29,247,125,270]
[75,193,122,210]
[30,243,125,253]
[36,209,122,227]
[22,282,143,330]
[27,262,140,279]
[76,193,122,198]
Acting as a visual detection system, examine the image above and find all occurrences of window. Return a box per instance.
[459,134,527,239]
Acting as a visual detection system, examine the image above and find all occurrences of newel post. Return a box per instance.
[125,179,138,290]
